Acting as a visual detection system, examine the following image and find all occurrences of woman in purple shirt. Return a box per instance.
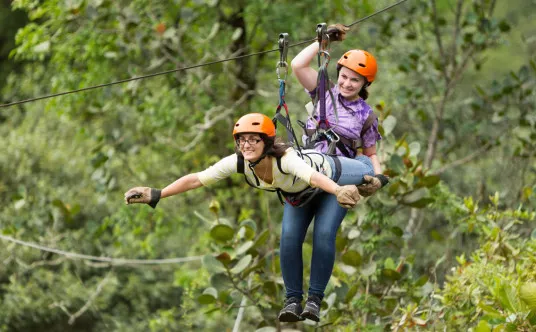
[274,25,388,322]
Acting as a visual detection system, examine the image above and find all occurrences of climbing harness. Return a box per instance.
[236,151,342,208]
[301,23,379,158]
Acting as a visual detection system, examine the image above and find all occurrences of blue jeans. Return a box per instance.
[279,155,374,300]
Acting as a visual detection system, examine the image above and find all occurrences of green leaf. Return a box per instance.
[430,230,443,241]
[202,255,226,274]
[408,142,421,157]
[498,20,511,32]
[389,154,405,174]
[403,197,434,208]
[415,275,429,287]
[341,250,362,267]
[345,284,358,303]
[381,269,402,281]
[361,261,377,277]
[210,224,235,242]
[388,181,400,196]
[235,241,254,256]
[262,281,277,295]
[230,254,252,274]
[33,40,50,53]
[197,293,216,305]
[197,287,218,304]
[477,302,503,318]
[496,283,516,312]
[215,252,231,266]
[416,175,440,188]
[335,234,348,251]
[240,219,257,236]
[252,229,270,249]
[390,226,403,237]
[382,115,397,136]
[384,257,396,270]
[210,273,232,290]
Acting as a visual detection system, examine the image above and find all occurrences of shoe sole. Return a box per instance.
[278,311,305,322]
[301,310,319,322]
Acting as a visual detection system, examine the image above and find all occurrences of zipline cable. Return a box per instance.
[0,233,205,265]
[0,0,409,109]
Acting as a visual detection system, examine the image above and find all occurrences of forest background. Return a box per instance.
[1,0,535,331]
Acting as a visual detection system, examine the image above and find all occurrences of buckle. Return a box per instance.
[322,128,339,143]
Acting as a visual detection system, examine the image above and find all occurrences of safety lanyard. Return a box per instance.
[314,23,339,130]
[274,33,301,151]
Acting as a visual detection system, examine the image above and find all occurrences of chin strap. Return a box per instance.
[247,154,267,168]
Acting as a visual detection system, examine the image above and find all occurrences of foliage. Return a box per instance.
[1,0,536,331]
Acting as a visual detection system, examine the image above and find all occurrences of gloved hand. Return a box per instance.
[357,174,390,197]
[327,23,350,42]
[335,185,361,209]
[124,187,161,208]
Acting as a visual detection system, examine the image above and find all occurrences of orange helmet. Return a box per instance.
[337,50,377,83]
[233,113,276,138]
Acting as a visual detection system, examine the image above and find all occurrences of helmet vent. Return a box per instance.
[358,63,366,67]
[343,55,348,59]
[252,122,260,125]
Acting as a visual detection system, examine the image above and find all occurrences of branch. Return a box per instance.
[178,90,255,152]
[232,275,252,332]
[450,0,464,70]
[68,273,111,325]
[488,0,497,16]
[424,45,474,169]
[434,142,493,174]
[16,257,65,270]
[430,0,448,83]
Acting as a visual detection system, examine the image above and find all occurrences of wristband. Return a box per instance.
[148,188,161,208]
[375,174,389,187]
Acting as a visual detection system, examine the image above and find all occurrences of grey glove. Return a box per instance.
[327,23,350,42]
[357,174,389,197]
[335,185,361,209]
[124,187,161,208]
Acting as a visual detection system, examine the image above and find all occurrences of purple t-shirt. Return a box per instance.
[303,85,382,157]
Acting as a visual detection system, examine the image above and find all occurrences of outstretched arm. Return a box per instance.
[310,171,360,209]
[125,173,204,208]
[161,173,203,198]
[310,171,338,194]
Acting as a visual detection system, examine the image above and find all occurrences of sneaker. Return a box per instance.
[278,297,304,322]
[301,294,322,322]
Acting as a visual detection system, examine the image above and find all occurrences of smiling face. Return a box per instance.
[337,66,367,101]
[236,133,265,161]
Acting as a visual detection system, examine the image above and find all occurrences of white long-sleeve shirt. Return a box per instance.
[197,148,332,193]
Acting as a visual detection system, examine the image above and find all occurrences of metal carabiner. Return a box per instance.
[276,33,289,80]
[316,23,329,52]
[324,128,340,143]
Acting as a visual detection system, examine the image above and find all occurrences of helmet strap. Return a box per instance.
[248,154,267,168]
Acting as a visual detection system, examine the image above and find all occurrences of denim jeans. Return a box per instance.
[279,154,374,300]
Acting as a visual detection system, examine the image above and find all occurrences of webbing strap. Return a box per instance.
[273,32,301,151]
[304,112,378,156]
